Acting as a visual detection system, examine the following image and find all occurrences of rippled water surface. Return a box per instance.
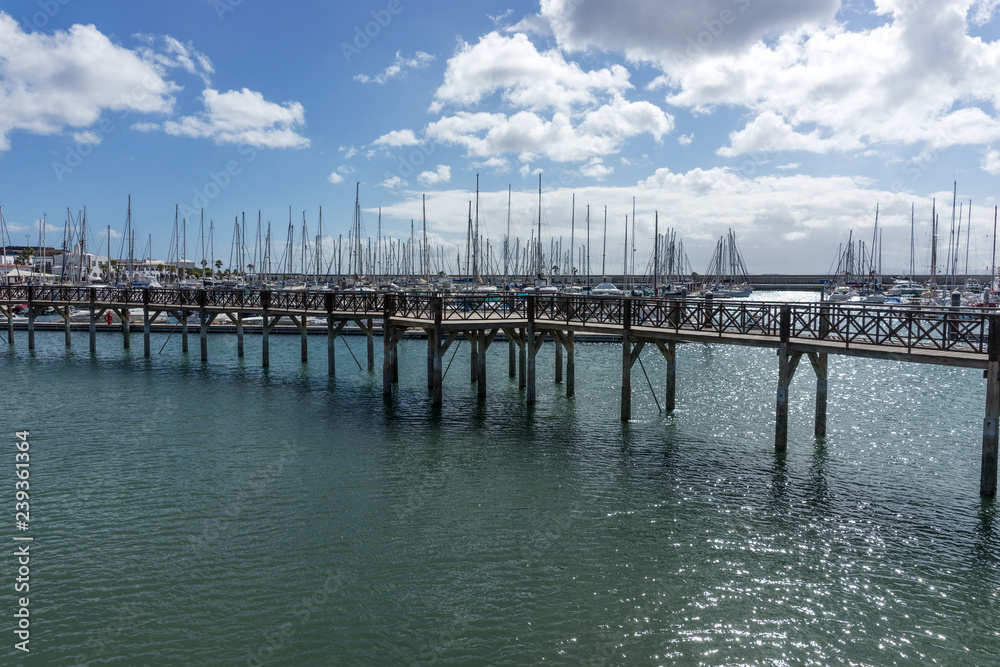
[1,296,998,665]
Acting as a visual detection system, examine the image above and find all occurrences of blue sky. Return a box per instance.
[2,0,1000,277]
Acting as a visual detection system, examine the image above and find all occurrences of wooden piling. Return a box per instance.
[470,331,478,383]
[654,340,676,412]
[477,332,487,398]
[181,312,189,353]
[300,318,308,363]
[122,309,130,350]
[7,310,13,345]
[88,289,96,353]
[809,352,828,438]
[621,299,632,421]
[262,316,270,368]
[236,314,244,358]
[143,307,151,357]
[200,318,208,362]
[509,338,516,378]
[526,296,537,405]
[329,319,337,377]
[555,338,563,384]
[64,306,72,347]
[519,326,526,389]
[427,328,435,389]
[566,331,575,397]
[432,296,443,406]
[142,290,150,356]
[982,315,1000,497]
[383,324,394,397]
[261,290,270,368]
[775,306,793,452]
[366,318,374,372]
[774,306,806,452]
[27,306,34,351]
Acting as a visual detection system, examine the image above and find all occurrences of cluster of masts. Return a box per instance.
[1,176,715,294]
[825,182,1000,306]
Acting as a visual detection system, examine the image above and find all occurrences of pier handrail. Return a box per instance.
[0,287,993,356]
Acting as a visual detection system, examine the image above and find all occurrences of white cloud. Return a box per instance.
[136,35,214,84]
[340,145,359,159]
[380,175,405,189]
[678,134,693,146]
[355,51,434,84]
[72,130,101,145]
[717,111,852,157]
[426,100,672,163]
[777,162,801,170]
[982,148,1000,174]
[417,164,451,186]
[161,88,309,148]
[537,0,1000,159]
[376,30,673,170]
[473,156,511,172]
[372,129,420,147]
[970,0,1000,24]
[540,0,840,61]
[328,171,344,184]
[579,157,613,180]
[0,12,178,152]
[431,31,631,113]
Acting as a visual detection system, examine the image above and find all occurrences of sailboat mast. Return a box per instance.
[422,195,428,283]
[537,173,543,278]
[653,210,659,296]
[474,174,480,283]
[964,200,971,284]
[909,203,915,281]
[601,206,607,280]
[623,215,628,288]
[586,204,591,289]
[992,205,998,293]
[504,185,511,284]
[570,193,575,281]
[930,199,938,293]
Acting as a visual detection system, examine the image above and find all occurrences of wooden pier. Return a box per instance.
[2,285,996,497]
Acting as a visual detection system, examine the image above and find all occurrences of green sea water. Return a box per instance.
[1,293,997,665]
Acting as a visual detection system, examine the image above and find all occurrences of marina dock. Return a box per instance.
[3,285,996,497]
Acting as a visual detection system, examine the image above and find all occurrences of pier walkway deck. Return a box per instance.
[2,285,996,496]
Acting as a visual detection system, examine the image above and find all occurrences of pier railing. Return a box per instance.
[0,287,993,356]
[531,296,990,354]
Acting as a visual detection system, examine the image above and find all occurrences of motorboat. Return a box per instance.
[590,282,622,296]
